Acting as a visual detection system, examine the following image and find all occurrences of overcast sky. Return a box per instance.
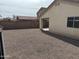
[0,0,54,17]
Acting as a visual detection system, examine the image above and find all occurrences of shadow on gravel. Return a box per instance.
[42,30,79,47]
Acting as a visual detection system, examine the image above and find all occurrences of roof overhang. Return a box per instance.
[37,0,79,18]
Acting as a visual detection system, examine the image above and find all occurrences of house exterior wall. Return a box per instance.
[40,1,79,39]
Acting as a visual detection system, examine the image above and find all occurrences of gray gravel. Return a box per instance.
[3,29,79,59]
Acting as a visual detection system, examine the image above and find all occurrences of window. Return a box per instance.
[67,17,79,28]
[75,17,79,20]
[74,21,79,28]
[67,21,73,27]
[68,17,74,21]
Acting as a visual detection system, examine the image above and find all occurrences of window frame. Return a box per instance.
[67,16,79,28]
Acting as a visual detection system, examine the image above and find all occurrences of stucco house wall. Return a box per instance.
[39,0,79,39]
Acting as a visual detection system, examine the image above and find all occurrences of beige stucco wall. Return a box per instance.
[40,2,79,39]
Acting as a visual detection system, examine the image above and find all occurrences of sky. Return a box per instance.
[0,0,54,17]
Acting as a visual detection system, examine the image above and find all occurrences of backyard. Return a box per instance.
[3,29,79,59]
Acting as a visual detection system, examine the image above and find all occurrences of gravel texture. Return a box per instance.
[3,29,79,59]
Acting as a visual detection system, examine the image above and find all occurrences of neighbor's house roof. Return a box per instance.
[37,0,79,17]
[0,18,3,20]
[16,16,37,20]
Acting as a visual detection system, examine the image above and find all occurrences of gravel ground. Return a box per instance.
[3,29,79,59]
